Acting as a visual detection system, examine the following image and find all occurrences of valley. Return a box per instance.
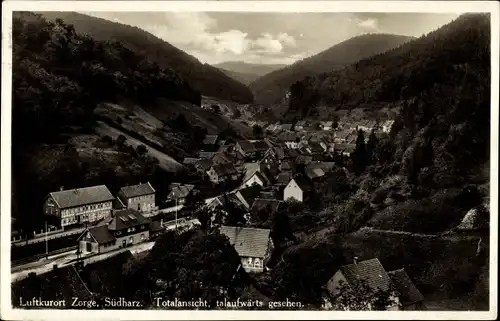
[9,10,492,313]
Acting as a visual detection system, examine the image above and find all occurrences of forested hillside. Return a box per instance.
[250,34,413,104]
[271,13,491,305]
[40,11,254,103]
[11,12,198,233]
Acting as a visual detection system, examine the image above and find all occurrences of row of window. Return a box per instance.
[131,194,154,201]
[243,258,263,268]
[61,203,111,217]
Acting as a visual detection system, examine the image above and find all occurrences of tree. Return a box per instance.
[351,130,368,175]
[116,134,127,148]
[136,144,148,157]
[328,280,399,311]
[146,229,248,306]
[233,109,242,118]
[211,105,221,114]
[253,124,264,139]
[365,130,378,165]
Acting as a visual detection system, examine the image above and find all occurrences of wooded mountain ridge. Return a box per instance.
[250,33,414,105]
[39,11,254,104]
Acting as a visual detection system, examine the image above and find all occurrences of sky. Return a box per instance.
[83,12,459,65]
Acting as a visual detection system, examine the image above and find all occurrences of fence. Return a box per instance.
[12,227,85,247]
[11,245,78,268]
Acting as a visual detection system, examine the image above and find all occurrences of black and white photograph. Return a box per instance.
[1,1,498,320]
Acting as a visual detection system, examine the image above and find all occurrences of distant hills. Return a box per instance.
[39,11,254,104]
[214,61,287,84]
[288,14,490,115]
[250,34,414,105]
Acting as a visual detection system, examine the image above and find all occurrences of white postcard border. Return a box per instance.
[1,1,499,320]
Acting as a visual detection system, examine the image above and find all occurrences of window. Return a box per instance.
[128,236,133,244]
[140,234,145,241]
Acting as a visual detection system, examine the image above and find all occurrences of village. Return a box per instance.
[9,115,435,310]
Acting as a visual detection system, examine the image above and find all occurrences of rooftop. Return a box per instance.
[220,226,271,258]
[339,258,392,292]
[119,182,155,199]
[387,269,425,306]
[49,185,114,209]
[105,209,150,231]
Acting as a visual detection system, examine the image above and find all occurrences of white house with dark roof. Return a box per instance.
[220,226,274,273]
[117,182,156,213]
[77,209,150,255]
[283,175,312,203]
[44,185,114,228]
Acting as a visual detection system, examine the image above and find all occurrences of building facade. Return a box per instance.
[44,185,114,228]
[77,209,151,255]
[220,226,273,273]
[117,182,156,213]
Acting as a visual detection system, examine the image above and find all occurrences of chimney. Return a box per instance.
[60,186,64,191]
[353,257,359,265]
[160,219,163,227]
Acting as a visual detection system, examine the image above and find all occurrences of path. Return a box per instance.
[357,227,481,242]
[95,121,183,172]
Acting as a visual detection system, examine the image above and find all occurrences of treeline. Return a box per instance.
[40,11,254,103]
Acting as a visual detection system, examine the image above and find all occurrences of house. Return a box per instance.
[235,140,257,158]
[283,174,312,203]
[233,184,263,210]
[381,120,395,133]
[182,157,202,165]
[387,269,426,310]
[294,120,307,131]
[305,165,326,180]
[279,161,296,173]
[166,183,196,205]
[206,163,240,184]
[193,159,212,174]
[203,134,219,146]
[117,182,156,213]
[43,185,114,228]
[334,143,356,156]
[325,258,400,310]
[280,123,293,131]
[198,151,217,159]
[77,209,150,255]
[322,121,334,131]
[211,152,234,165]
[276,172,292,187]
[278,132,300,149]
[220,226,274,273]
[325,258,426,311]
[333,130,353,144]
[265,123,280,133]
[250,198,282,216]
[241,163,271,188]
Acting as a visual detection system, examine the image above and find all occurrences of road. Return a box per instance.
[95,121,183,172]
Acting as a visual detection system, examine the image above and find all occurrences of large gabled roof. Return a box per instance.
[339,258,392,292]
[118,182,155,198]
[49,185,114,209]
[220,226,271,258]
